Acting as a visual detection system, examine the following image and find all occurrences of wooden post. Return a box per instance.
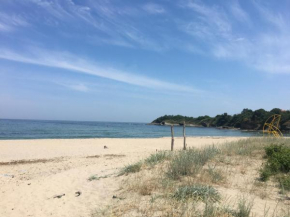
[171,125,174,151]
[183,121,186,150]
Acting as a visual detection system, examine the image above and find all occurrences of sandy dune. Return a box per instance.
[0,137,241,217]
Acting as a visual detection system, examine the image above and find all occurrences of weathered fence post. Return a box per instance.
[171,125,174,151]
[183,121,186,150]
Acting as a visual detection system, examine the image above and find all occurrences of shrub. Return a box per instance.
[173,185,220,202]
[265,144,284,157]
[264,144,290,173]
[260,144,290,191]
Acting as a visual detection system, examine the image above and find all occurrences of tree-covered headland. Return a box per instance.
[151,108,290,131]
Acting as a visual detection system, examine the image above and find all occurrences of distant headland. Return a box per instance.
[150,108,290,132]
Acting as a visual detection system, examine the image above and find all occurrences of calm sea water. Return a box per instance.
[0,119,259,140]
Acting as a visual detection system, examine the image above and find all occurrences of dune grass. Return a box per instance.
[119,161,142,176]
[202,198,254,217]
[166,146,219,180]
[173,185,221,202]
[144,151,171,167]
[119,151,171,176]
[224,198,253,217]
[96,137,290,217]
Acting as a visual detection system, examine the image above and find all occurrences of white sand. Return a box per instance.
[0,137,241,217]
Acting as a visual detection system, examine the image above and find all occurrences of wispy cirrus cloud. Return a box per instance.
[181,0,290,74]
[28,0,106,30]
[185,0,232,40]
[23,0,167,51]
[1,0,290,74]
[0,48,200,93]
[229,0,251,24]
[0,12,29,32]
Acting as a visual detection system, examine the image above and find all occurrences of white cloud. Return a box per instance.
[0,48,201,93]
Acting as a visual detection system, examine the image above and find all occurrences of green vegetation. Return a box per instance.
[119,161,142,175]
[88,175,99,181]
[225,198,253,217]
[144,151,171,167]
[105,138,290,217]
[201,198,253,217]
[166,146,219,180]
[88,174,109,181]
[260,143,290,193]
[173,185,220,202]
[151,108,290,131]
[207,165,224,183]
[220,137,280,156]
[279,175,290,191]
[260,144,290,183]
[234,198,253,217]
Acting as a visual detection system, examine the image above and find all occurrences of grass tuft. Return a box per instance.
[202,202,217,217]
[119,161,142,176]
[166,146,219,180]
[88,174,108,181]
[278,174,290,192]
[145,151,171,166]
[225,198,253,217]
[173,185,221,202]
[207,166,224,183]
[88,175,99,181]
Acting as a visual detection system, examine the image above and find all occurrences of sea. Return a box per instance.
[0,119,261,140]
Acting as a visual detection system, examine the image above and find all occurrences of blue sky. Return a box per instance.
[0,0,290,122]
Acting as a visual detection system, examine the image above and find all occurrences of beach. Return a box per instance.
[0,137,241,217]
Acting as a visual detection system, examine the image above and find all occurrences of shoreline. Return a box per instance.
[0,135,254,141]
[149,122,290,134]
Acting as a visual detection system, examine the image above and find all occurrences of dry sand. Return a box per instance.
[0,137,241,217]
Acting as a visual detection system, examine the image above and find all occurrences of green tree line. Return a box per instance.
[151,108,290,131]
